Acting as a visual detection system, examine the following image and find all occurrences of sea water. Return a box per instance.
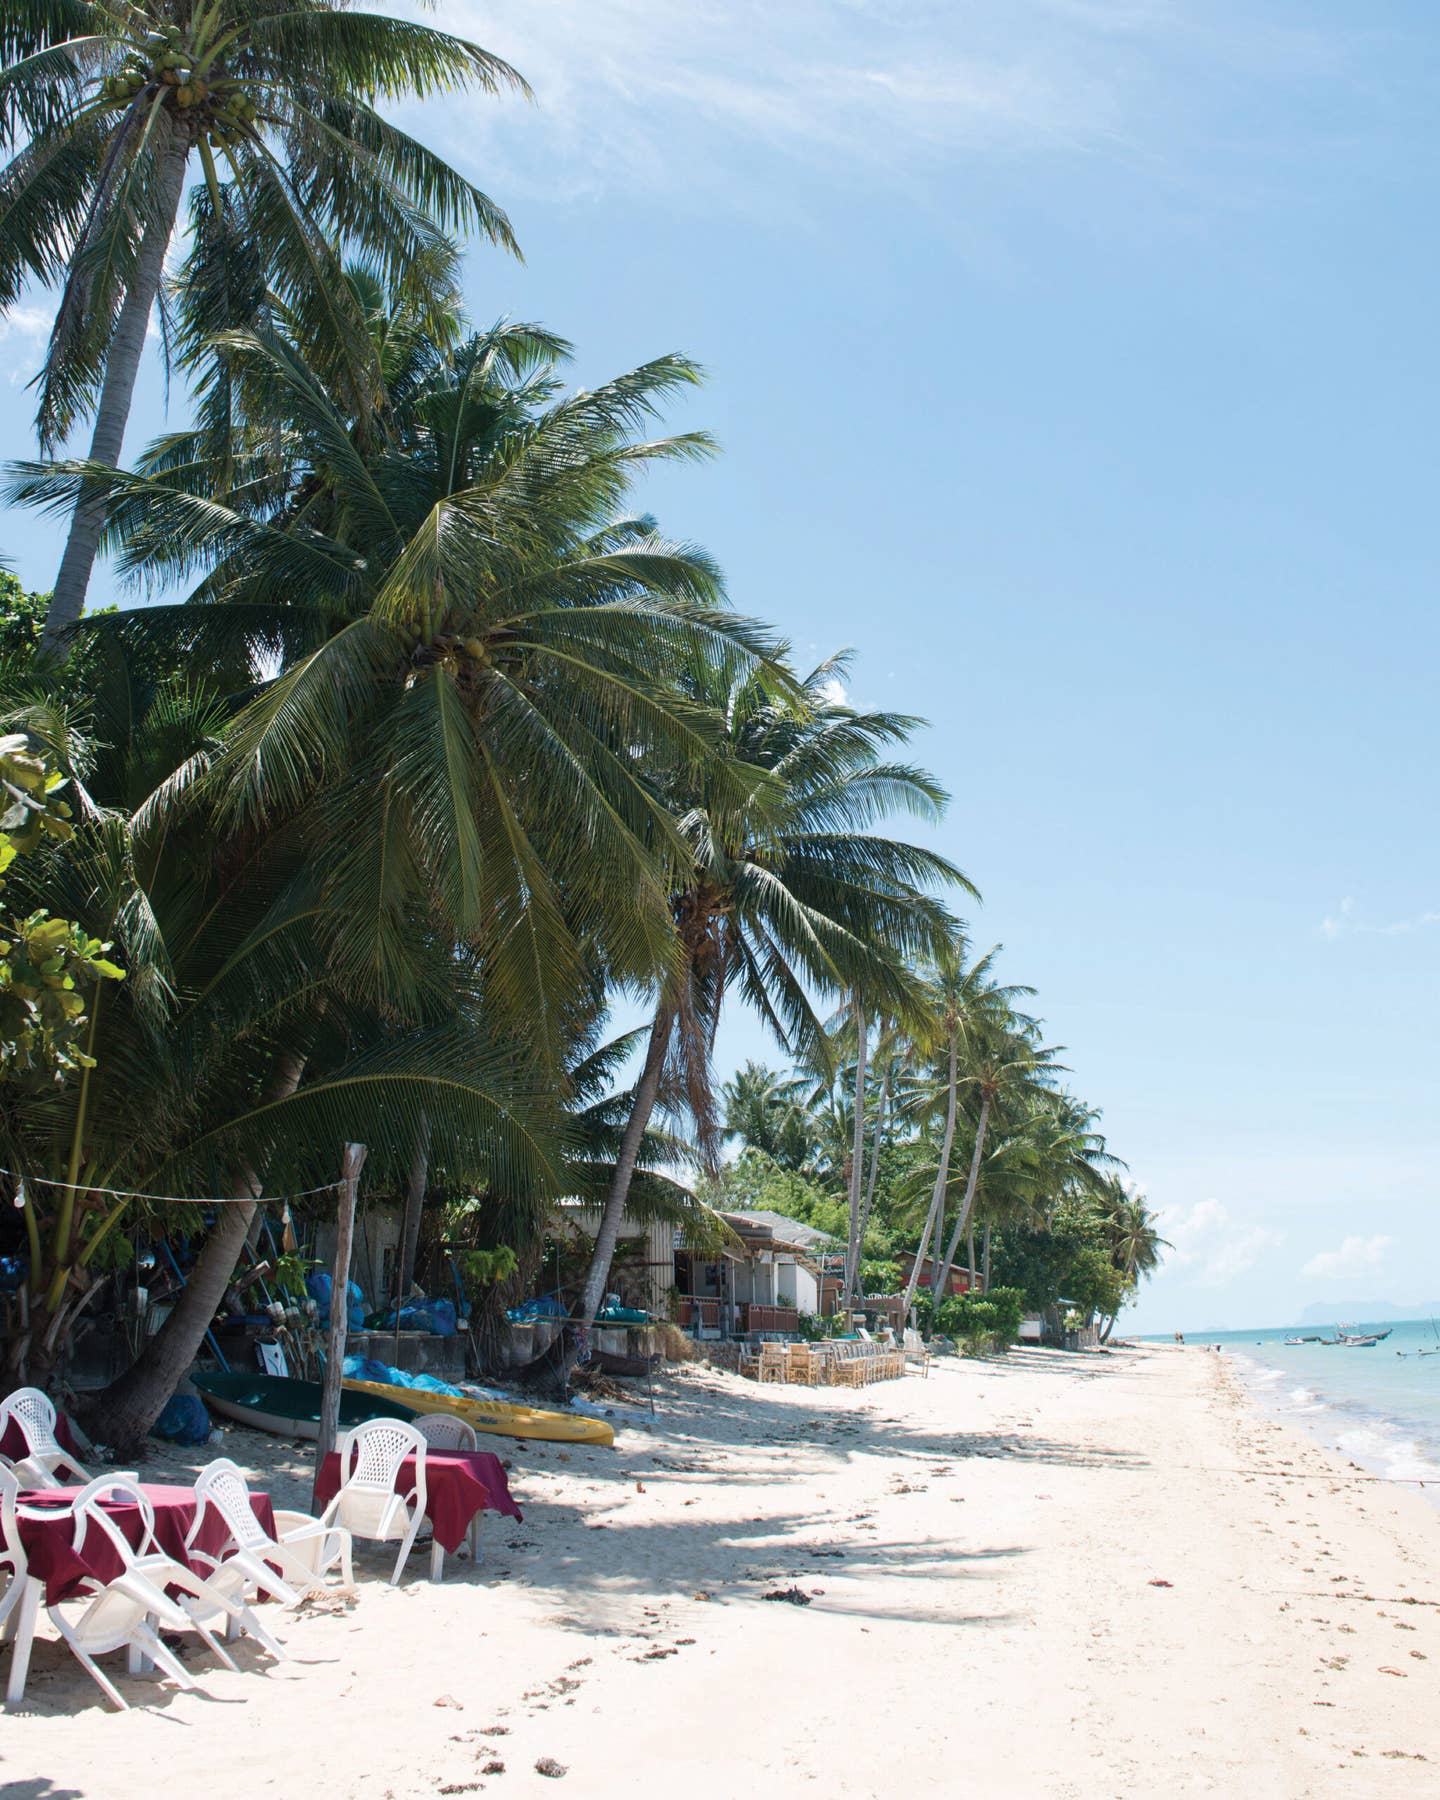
[1157,1321,1440,1498]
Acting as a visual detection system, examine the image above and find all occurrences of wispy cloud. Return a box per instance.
[1319,897,1440,939]
[0,307,49,347]
[0,305,48,390]
[409,0,1353,203]
[1163,1197,1283,1286]
[1302,1234,1392,1281]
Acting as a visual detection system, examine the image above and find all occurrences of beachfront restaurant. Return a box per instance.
[675,1209,838,1339]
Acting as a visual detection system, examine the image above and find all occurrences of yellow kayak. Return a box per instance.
[341,1378,615,1448]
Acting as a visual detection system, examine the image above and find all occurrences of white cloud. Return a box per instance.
[0,307,49,347]
[1319,897,1440,939]
[1302,1234,1393,1281]
[404,0,1352,202]
[0,305,49,390]
[1163,1197,1283,1286]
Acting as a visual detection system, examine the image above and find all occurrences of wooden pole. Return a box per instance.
[314,1143,366,1502]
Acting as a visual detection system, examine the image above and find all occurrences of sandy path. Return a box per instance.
[5,1344,1439,1799]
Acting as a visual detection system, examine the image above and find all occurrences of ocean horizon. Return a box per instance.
[1142,1319,1440,1496]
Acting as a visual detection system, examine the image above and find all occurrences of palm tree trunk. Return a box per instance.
[42,134,189,649]
[966,1225,977,1290]
[843,997,867,1303]
[982,1221,992,1291]
[853,1063,889,1295]
[931,1093,992,1301]
[577,996,675,1331]
[899,1030,959,1323]
[397,1114,431,1299]
[95,1049,306,1450]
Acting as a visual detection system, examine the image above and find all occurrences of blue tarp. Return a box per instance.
[307,1271,365,1330]
[365,1297,458,1337]
[506,1293,565,1322]
[342,1354,467,1398]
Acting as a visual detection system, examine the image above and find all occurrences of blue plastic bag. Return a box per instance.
[306,1271,365,1330]
[152,1393,213,1446]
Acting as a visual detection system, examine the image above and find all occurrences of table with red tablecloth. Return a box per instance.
[15,1482,277,1606]
[314,1449,521,1555]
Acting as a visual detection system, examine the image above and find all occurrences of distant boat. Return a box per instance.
[1284,1334,1326,1345]
[1341,1335,1380,1348]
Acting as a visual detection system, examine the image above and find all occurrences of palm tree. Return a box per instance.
[574,652,970,1347]
[898,942,1031,1322]
[6,306,775,1431]
[722,1062,816,1170]
[1095,1179,1167,1341]
[928,1013,1062,1302]
[0,678,559,1439]
[11,313,768,1033]
[0,1,524,644]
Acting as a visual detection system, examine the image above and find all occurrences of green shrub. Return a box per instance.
[926,1286,1026,1355]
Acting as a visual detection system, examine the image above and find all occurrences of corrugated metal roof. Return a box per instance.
[717,1208,839,1255]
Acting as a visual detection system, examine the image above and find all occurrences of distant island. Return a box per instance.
[1298,1300,1440,1324]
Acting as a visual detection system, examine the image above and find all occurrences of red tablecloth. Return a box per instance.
[16,1482,276,1606]
[314,1449,521,1555]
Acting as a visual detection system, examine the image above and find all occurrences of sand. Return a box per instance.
[5,1343,1440,1799]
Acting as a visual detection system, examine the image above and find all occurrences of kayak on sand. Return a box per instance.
[341,1377,615,1447]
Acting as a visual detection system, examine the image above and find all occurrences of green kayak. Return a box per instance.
[192,1371,417,1440]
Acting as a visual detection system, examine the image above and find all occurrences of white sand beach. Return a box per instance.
[6,1345,1440,1800]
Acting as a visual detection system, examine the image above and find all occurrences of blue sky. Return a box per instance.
[4,0,1439,1331]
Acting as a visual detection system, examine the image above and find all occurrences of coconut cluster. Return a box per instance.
[98,23,259,146]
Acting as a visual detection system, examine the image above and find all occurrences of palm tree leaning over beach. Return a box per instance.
[10,300,786,1432]
[898,942,1027,1321]
[572,653,969,1365]
[0,0,524,645]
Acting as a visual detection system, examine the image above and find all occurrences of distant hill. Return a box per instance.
[1298,1300,1440,1324]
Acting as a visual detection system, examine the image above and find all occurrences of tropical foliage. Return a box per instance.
[0,12,1162,1437]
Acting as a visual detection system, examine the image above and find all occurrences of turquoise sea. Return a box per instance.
[1150,1320,1440,1494]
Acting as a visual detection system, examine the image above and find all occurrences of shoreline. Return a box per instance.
[7,1343,1440,1797]
[1224,1342,1440,1506]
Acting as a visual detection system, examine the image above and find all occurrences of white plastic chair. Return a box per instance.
[187,1457,349,1603]
[412,1414,479,1452]
[269,1509,351,1584]
[0,1466,44,1706]
[321,1419,437,1584]
[45,1477,238,1710]
[66,1475,283,1671]
[0,1388,90,1488]
[412,1417,483,1562]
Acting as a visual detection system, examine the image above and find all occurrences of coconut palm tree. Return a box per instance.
[0,1,524,644]
[1095,1179,1168,1340]
[574,652,971,1347]
[0,678,559,1438]
[6,308,776,1431]
[897,942,1033,1321]
[722,1062,817,1170]
[928,1012,1063,1303]
[10,314,770,1043]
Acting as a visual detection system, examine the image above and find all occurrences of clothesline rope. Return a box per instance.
[0,1166,340,1207]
